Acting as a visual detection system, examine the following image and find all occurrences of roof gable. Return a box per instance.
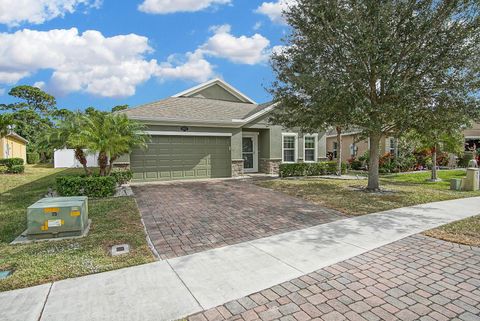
[172,79,257,104]
[5,131,28,144]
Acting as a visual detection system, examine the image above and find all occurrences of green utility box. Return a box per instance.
[27,196,88,240]
[450,178,462,191]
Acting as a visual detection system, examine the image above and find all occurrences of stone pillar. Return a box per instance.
[462,168,480,191]
[259,159,282,176]
[231,160,244,177]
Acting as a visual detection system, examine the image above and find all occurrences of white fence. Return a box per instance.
[54,149,99,168]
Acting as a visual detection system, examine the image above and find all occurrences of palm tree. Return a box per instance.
[44,113,91,175]
[76,112,148,176]
[0,113,13,138]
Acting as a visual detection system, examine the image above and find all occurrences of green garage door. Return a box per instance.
[130,135,231,181]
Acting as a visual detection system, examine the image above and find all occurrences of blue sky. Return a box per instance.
[0,0,289,111]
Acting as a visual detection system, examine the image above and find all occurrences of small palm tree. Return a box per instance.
[44,113,91,175]
[76,112,148,176]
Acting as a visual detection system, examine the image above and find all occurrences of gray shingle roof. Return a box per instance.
[122,97,273,124]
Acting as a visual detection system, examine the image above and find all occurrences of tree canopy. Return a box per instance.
[270,0,480,190]
[0,86,58,155]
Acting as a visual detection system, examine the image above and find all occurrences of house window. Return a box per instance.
[304,135,317,162]
[332,142,338,159]
[350,143,358,157]
[388,137,396,155]
[282,134,297,163]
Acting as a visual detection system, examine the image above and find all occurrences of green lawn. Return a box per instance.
[424,215,480,247]
[0,165,155,292]
[381,170,466,189]
[259,169,478,215]
[258,169,480,247]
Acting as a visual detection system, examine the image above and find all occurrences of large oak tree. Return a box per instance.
[269,0,480,190]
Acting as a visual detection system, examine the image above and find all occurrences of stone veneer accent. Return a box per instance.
[259,159,282,176]
[231,160,244,177]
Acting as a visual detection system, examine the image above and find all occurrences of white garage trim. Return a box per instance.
[146,131,232,137]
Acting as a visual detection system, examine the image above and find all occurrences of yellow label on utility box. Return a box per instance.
[70,210,81,217]
[44,208,60,213]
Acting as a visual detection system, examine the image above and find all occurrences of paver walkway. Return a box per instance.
[1,196,479,321]
[133,180,344,259]
[188,235,480,321]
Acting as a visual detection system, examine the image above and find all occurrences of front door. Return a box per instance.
[242,135,258,173]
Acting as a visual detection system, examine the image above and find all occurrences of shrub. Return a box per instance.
[358,150,369,163]
[0,158,24,167]
[6,165,25,174]
[395,154,417,172]
[436,152,450,167]
[458,153,473,168]
[27,152,40,164]
[109,170,133,185]
[56,176,116,198]
[279,161,346,177]
[0,158,25,174]
[348,157,363,170]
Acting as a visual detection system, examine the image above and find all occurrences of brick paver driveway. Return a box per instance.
[188,235,480,321]
[133,180,344,259]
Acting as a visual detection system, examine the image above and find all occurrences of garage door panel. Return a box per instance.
[131,135,231,181]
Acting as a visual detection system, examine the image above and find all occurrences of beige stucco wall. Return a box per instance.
[326,134,392,161]
[0,136,27,163]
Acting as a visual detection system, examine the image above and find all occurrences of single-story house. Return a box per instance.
[326,123,480,162]
[464,122,480,152]
[325,130,396,161]
[0,131,28,163]
[122,79,327,181]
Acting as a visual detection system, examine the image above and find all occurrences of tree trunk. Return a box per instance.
[98,151,108,176]
[367,133,382,191]
[74,148,91,176]
[107,156,117,175]
[431,145,438,181]
[336,126,343,176]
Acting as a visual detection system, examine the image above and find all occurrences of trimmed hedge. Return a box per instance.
[6,165,25,174]
[27,152,40,164]
[109,170,133,185]
[0,158,25,174]
[56,176,116,198]
[0,158,24,167]
[279,161,347,178]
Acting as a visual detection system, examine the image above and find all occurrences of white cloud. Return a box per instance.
[0,28,219,97]
[33,81,46,89]
[0,28,158,98]
[253,22,263,31]
[156,50,215,83]
[138,0,230,14]
[256,0,296,24]
[200,24,271,65]
[0,0,101,27]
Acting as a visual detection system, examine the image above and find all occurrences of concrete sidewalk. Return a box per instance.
[2,197,479,321]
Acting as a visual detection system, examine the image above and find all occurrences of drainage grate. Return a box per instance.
[111,244,130,256]
[0,270,12,280]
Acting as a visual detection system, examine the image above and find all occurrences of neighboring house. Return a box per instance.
[464,122,480,152]
[122,79,327,181]
[326,129,396,161]
[327,123,480,161]
[0,131,28,163]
